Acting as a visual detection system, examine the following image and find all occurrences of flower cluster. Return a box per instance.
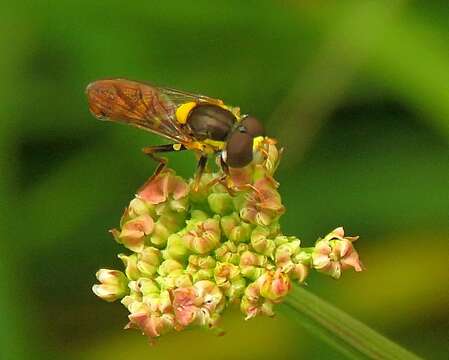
[92,139,363,342]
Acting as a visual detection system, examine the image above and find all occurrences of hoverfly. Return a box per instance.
[86,78,266,187]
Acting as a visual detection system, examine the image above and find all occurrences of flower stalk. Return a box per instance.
[282,285,421,360]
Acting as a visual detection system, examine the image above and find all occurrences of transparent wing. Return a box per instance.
[157,86,224,107]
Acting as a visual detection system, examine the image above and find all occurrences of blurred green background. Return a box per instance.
[1,1,447,359]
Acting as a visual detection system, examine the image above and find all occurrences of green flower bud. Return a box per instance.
[220,212,252,243]
[250,226,277,257]
[164,233,189,261]
[118,253,141,280]
[158,259,183,276]
[186,255,216,282]
[214,262,246,300]
[157,260,191,289]
[136,246,161,276]
[128,198,155,218]
[92,269,128,302]
[121,292,142,312]
[208,192,234,215]
[150,210,185,247]
[215,241,248,265]
[136,278,160,296]
[239,250,269,280]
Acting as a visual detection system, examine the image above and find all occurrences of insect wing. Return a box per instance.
[87,79,194,144]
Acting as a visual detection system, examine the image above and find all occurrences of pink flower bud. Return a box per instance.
[258,270,291,301]
[183,217,221,254]
[240,281,274,320]
[312,228,363,279]
[113,214,154,252]
[239,178,285,226]
[138,170,189,206]
[127,311,175,340]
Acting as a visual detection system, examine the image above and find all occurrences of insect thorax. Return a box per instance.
[186,104,237,143]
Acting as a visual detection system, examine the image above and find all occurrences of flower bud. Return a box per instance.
[158,259,183,276]
[164,233,189,261]
[157,260,191,289]
[312,227,363,279]
[121,292,142,312]
[172,280,224,329]
[220,212,252,243]
[250,226,277,257]
[92,269,128,302]
[136,247,161,276]
[240,281,274,320]
[138,170,189,208]
[136,278,160,296]
[128,198,155,217]
[208,192,234,215]
[149,210,185,247]
[214,262,246,300]
[258,270,291,301]
[127,311,175,340]
[118,253,141,280]
[183,217,221,254]
[112,214,154,252]
[186,255,216,282]
[215,241,241,264]
[239,250,269,280]
[239,178,285,226]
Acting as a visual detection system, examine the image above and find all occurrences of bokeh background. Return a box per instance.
[1,1,447,359]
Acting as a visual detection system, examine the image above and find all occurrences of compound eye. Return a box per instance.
[241,116,264,137]
[225,131,253,168]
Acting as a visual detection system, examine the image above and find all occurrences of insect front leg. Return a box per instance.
[142,144,186,179]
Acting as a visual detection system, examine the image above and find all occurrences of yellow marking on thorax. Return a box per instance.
[172,143,183,151]
[204,139,225,151]
[187,141,216,155]
[176,102,197,124]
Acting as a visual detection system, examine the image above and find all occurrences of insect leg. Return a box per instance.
[142,144,186,179]
[193,155,208,191]
[203,155,236,195]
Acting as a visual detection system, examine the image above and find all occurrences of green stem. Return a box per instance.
[282,285,422,360]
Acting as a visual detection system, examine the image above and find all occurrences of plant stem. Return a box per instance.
[282,285,422,360]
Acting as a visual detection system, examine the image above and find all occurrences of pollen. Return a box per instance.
[253,136,264,150]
